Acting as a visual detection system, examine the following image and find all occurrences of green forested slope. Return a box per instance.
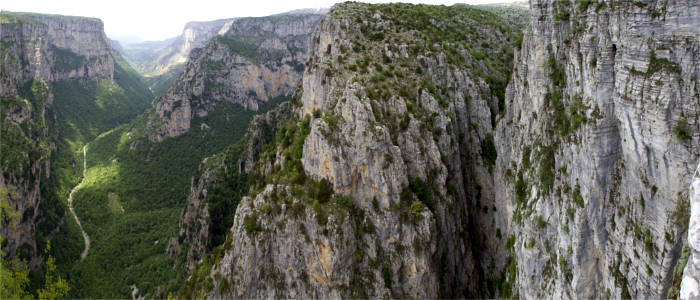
[42,56,154,289]
[144,63,185,97]
[56,96,286,298]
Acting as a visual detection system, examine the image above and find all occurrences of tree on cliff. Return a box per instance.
[0,187,70,299]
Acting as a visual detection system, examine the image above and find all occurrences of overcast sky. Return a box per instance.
[2,0,521,43]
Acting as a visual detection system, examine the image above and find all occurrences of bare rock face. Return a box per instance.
[211,184,438,299]
[0,12,113,94]
[150,14,322,141]
[494,0,699,298]
[682,164,700,298]
[0,12,115,263]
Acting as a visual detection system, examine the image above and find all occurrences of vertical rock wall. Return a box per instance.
[150,14,322,141]
[494,0,699,298]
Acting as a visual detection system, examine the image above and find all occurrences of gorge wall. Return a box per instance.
[1,12,114,94]
[0,11,153,270]
[494,0,698,298]
[150,13,323,141]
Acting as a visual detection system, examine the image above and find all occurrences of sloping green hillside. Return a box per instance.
[57,97,286,298]
[42,56,154,287]
[144,63,185,97]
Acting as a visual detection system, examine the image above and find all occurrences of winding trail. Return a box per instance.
[67,146,90,261]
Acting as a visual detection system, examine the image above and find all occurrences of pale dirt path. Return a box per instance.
[67,146,90,261]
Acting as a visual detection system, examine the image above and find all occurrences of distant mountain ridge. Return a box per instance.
[115,18,235,76]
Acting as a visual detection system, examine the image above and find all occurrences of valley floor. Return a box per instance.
[66,146,90,262]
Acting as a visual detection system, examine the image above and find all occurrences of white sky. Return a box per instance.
[2,0,521,43]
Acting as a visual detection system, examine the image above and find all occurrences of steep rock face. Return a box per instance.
[171,154,220,270]
[682,163,700,298]
[178,3,526,298]
[494,0,698,298]
[150,14,322,141]
[0,80,50,266]
[213,183,438,299]
[0,12,113,92]
[0,12,116,262]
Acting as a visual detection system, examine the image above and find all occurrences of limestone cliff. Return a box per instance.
[1,12,114,96]
[0,79,50,266]
[493,0,698,298]
[150,14,322,141]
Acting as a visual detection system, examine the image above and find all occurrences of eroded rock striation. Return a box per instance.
[494,0,698,298]
[150,14,323,141]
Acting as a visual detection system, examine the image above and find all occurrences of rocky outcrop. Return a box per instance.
[682,164,700,298]
[211,183,438,298]
[494,0,698,298]
[150,14,322,141]
[237,101,294,173]
[170,152,221,270]
[0,11,113,94]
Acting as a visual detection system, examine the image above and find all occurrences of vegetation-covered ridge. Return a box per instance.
[178,91,362,298]
[0,11,101,23]
[0,11,45,25]
[309,1,525,128]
